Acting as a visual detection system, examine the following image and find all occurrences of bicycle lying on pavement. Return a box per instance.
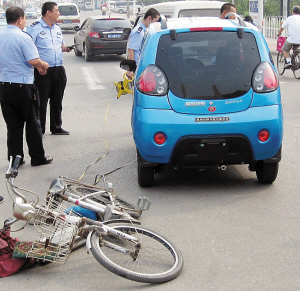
[2,156,183,283]
[277,37,300,79]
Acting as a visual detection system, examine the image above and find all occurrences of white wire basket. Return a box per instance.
[27,194,82,263]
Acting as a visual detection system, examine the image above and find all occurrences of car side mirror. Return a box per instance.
[120,59,136,72]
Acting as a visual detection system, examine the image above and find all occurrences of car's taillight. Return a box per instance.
[89,32,100,38]
[136,65,168,96]
[57,20,63,23]
[72,19,80,23]
[252,62,278,93]
[258,130,270,142]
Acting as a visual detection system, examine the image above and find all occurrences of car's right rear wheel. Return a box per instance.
[277,52,285,75]
[138,165,154,187]
[256,162,279,184]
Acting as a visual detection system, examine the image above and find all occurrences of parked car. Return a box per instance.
[35,6,41,17]
[73,16,131,61]
[25,7,37,19]
[136,0,224,20]
[0,8,5,19]
[57,3,80,31]
[122,16,283,187]
[84,2,94,11]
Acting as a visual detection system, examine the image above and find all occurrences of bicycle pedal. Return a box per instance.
[137,197,151,211]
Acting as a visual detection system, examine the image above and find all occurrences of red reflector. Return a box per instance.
[190,27,223,31]
[154,133,166,145]
[57,20,63,23]
[139,71,156,92]
[72,20,80,23]
[258,130,270,142]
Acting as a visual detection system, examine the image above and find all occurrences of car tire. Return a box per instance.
[74,43,82,57]
[138,164,155,187]
[84,44,92,62]
[255,162,279,184]
[118,9,124,14]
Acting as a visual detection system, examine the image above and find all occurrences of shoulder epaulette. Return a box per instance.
[137,26,143,33]
[23,31,33,38]
[30,21,40,27]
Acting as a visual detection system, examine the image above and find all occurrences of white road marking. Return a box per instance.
[81,67,106,90]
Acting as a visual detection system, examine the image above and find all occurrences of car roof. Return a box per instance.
[90,16,129,20]
[149,17,259,33]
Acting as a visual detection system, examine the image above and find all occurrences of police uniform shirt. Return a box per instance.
[0,25,39,84]
[27,19,65,67]
[127,22,147,63]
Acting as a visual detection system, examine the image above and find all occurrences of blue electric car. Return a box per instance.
[122,15,283,187]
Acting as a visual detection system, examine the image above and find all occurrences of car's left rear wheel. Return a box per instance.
[84,44,92,62]
[138,165,154,187]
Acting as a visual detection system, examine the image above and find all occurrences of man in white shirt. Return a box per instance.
[277,6,300,69]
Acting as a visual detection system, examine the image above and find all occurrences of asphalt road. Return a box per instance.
[0,11,299,291]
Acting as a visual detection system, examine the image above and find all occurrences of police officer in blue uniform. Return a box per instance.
[0,6,53,167]
[27,2,72,135]
[126,8,160,79]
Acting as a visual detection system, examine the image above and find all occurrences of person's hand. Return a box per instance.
[38,61,49,75]
[126,71,134,79]
[62,45,72,53]
[277,32,281,37]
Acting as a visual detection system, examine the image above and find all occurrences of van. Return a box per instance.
[57,3,80,31]
[114,1,143,14]
[135,0,224,22]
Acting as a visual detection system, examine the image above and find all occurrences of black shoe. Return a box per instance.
[0,196,4,204]
[31,156,53,166]
[51,129,70,135]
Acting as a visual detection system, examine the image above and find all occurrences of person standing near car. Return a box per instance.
[0,6,53,167]
[27,2,72,136]
[277,6,300,69]
[126,8,160,79]
[220,3,237,19]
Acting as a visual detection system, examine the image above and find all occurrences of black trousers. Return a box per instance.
[0,82,45,164]
[34,66,67,134]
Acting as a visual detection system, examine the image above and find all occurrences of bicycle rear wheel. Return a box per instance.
[67,185,142,218]
[292,51,300,79]
[90,223,183,283]
[277,52,285,75]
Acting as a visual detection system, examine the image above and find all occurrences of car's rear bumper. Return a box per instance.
[133,105,283,165]
[88,40,128,55]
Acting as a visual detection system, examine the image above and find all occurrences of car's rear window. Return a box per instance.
[93,19,131,30]
[59,5,78,16]
[156,31,261,100]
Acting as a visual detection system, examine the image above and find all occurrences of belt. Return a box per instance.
[0,82,30,87]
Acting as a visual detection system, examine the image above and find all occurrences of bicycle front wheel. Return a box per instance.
[277,52,285,75]
[292,51,300,79]
[90,224,183,283]
[67,185,142,218]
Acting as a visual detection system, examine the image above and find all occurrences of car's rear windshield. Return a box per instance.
[178,9,221,17]
[93,19,131,30]
[156,31,261,100]
[59,5,78,16]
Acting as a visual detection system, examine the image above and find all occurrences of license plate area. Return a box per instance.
[63,20,71,23]
[107,33,122,39]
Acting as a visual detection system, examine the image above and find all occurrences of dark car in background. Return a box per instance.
[73,16,131,61]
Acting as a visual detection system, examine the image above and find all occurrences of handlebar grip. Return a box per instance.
[12,155,22,172]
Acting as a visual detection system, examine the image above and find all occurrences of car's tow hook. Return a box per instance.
[219,165,227,171]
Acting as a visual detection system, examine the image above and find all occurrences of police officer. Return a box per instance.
[0,6,53,167]
[126,8,160,78]
[27,2,72,136]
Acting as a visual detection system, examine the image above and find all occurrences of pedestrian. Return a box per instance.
[126,8,160,79]
[277,6,300,69]
[220,2,237,19]
[27,2,72,136]
[0,6,53,167]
